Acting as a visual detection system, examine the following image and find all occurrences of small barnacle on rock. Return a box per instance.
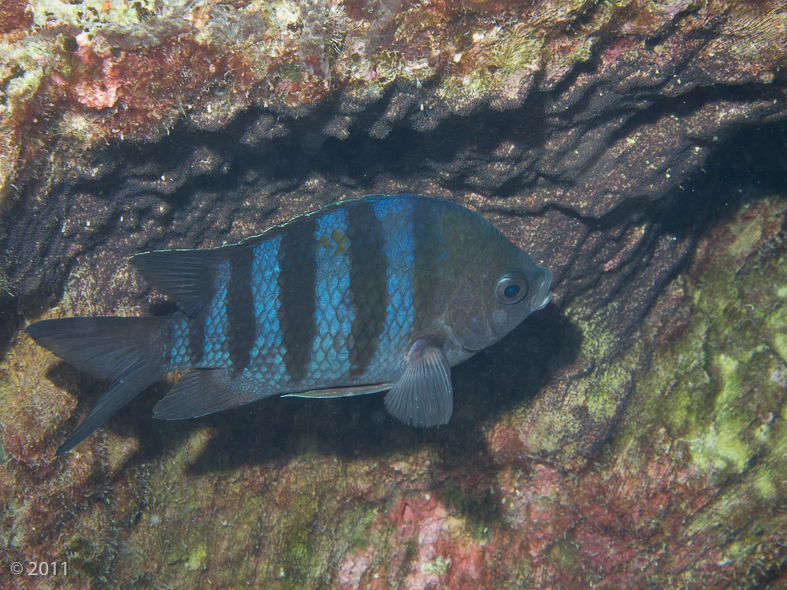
[210,80,231,98]
[62,36,79,53]
[132,0,154,21]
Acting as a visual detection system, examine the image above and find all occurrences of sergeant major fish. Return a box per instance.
[26,194,553,455]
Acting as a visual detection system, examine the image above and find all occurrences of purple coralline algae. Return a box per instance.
[1,0,787,587]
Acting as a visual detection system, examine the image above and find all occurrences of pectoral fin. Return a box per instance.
[384,337,453,427]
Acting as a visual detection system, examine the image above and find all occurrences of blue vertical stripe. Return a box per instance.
[309,208,354,381]
[202,261,231,366]
[248,235,287,384]
[169,315,191,368]
[370,198,415,378]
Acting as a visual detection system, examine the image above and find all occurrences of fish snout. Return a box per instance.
[531,268,553,311]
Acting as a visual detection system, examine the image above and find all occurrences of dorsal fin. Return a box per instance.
[130,196,406,316]
[130,248,228,317]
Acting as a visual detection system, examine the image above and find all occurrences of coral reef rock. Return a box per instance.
[1,0,787,588]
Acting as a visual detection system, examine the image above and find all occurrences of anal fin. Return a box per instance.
[384,337,453,427]
[153,369,260,419]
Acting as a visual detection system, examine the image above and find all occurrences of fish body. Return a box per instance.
[26,194,552,454]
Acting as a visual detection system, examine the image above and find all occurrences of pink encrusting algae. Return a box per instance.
[0,0,785,194]
[6,195,787,588]
[1,0,787,588]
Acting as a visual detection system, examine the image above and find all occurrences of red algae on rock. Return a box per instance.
[328,189,787,587]
[1,0,787,588]
[2,160,787,588]
[0,0,785,194]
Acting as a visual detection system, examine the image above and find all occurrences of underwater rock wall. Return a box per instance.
[2,166,787,588]
[0,0,786,587]
[1,0,785,311]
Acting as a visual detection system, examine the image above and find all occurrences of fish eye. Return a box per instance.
[495,275,528,305]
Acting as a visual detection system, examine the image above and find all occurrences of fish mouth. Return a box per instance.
[531,269,553,311]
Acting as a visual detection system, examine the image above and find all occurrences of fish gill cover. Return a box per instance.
[0,0,787,588]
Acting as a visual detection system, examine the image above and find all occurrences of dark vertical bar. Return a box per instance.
[347,200,389,376]
[226,245,256,371]
[277,217,318,382]
[412,198,442,330]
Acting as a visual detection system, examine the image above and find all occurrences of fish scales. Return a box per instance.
[25,194,553,455]
[345,200,390,377]
[277,214,318,382]
[169,315,190,368]
[226,247,256,371]
[364,199,415,381]
[190,197,419,392]
[249,234,286,383]
[310,207,355,381]
[203,261,231,367]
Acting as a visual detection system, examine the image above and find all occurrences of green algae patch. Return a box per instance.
[494,32,544,78]
[585,196,787,586]
[577,362,631,422]
[185,544,207,570]
[345,504,380,550]
[615,198,787,482]
[728,220,762,258]
[420,555,449,576]
[689,352,756,474]
[523,300,638,466]
[765,304,787,366]
[278,491,323,587]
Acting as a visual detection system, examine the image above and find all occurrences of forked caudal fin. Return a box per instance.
[25,314,179,455]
